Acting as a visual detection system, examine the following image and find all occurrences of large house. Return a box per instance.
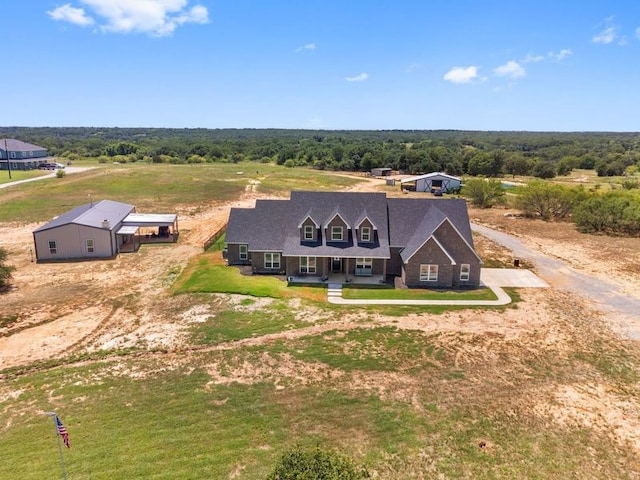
[225,191,482,288]
[0,139,50,170]
[33,200,179,261]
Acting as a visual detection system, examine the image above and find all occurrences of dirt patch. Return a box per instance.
[534,382,640,452]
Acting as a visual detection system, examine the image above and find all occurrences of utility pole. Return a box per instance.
[3,138,11,180]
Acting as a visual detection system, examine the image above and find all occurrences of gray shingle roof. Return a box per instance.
[226,192,475,261]
[387,198,474,248]
[400,207,448,263]
[0,139,47,152]
[33,200,135,233]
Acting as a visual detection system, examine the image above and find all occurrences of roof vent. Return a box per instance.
[102,219,111,229]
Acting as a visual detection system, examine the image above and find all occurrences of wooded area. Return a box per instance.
[2,127,639,235]
[2,127,639,179]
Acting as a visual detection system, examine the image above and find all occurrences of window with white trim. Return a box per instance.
[419,264,438,282]
[85,239,95,253]
[48,240,57,255]
[355,257,373,276]
[264,252,280,269]
[299,256,317,274]
[460,264,470,281]
[10,152,16,158]
[360,227,371,242]
[331,226,343,241]
[304,225,315,240]
[239,244,248,260]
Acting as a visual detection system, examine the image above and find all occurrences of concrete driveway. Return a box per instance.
[480,268,549,288]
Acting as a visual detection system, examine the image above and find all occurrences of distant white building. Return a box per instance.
[400,172,462,193]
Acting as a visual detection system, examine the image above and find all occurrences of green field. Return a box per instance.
[0,162,362,222]
[2,301,638,479]
[0,169,50,185]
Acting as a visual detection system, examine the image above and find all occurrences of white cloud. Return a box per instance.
[593,27,616,44]
[295,43,316,53]
[521,53,544,64]
[46,0,209,36]
[593,16,617,44]
[548,49,573,61]
[47,4,95,26]
[493,60,526,79]
[636,26,640,39]
[345,72,369,82]
[443,66,478,84]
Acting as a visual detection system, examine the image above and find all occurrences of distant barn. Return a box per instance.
[400,172,462,193]
[371,167,393,177]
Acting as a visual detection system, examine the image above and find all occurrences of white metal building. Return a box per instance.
[400,172,462,193]
[33,200,178,261]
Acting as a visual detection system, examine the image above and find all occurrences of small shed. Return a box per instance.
[400,172,462,193]
[371,167,393,177]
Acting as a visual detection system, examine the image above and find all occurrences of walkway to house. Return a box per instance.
[326,268,548,306]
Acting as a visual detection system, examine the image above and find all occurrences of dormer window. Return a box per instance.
[360,227,371,242]
[304,225,315,240]
[331,226,343,241]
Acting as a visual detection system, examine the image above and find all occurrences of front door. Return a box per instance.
[331,257,342,272]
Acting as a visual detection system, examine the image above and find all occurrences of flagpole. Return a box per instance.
[45,412,68,480]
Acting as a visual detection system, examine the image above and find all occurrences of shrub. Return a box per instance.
[55,169,67,178]
[0,247,16,292]
[266,445,369,480]
[515,181,587,220]
[461,178,505,208]
[573,190,640,235]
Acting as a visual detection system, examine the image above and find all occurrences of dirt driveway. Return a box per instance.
[473,222,640,339]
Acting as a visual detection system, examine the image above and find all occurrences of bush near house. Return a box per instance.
[0,247,16,291]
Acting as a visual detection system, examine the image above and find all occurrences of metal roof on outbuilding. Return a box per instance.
[123,213,177,226]
[400,172,461,184]
[33,200,135,233]
[116,225,139,235]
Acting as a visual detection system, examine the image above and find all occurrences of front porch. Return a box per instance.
[287,273,387,286]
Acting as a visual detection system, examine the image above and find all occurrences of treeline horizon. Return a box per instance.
[2,126,640,179]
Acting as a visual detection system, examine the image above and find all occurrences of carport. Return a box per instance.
[116,213,179,252]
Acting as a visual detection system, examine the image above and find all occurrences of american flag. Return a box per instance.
[55,415,70,449]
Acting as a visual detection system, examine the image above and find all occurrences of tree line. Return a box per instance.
[464,179,640,235]
[2,127,640,178]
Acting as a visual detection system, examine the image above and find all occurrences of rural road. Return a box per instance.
[472,223,640,340]
[0,166,93,189]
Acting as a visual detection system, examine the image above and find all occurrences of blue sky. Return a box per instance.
[4,1,640,131]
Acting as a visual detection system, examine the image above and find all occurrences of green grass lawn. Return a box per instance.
[342,285,498,301]
[0,162,364,222]
[0,169,50,185]
[2,318,637,479]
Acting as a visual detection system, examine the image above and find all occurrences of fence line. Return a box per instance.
[203,225,226,251]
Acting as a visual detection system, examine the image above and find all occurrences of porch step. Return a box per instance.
[327,283,343,298]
